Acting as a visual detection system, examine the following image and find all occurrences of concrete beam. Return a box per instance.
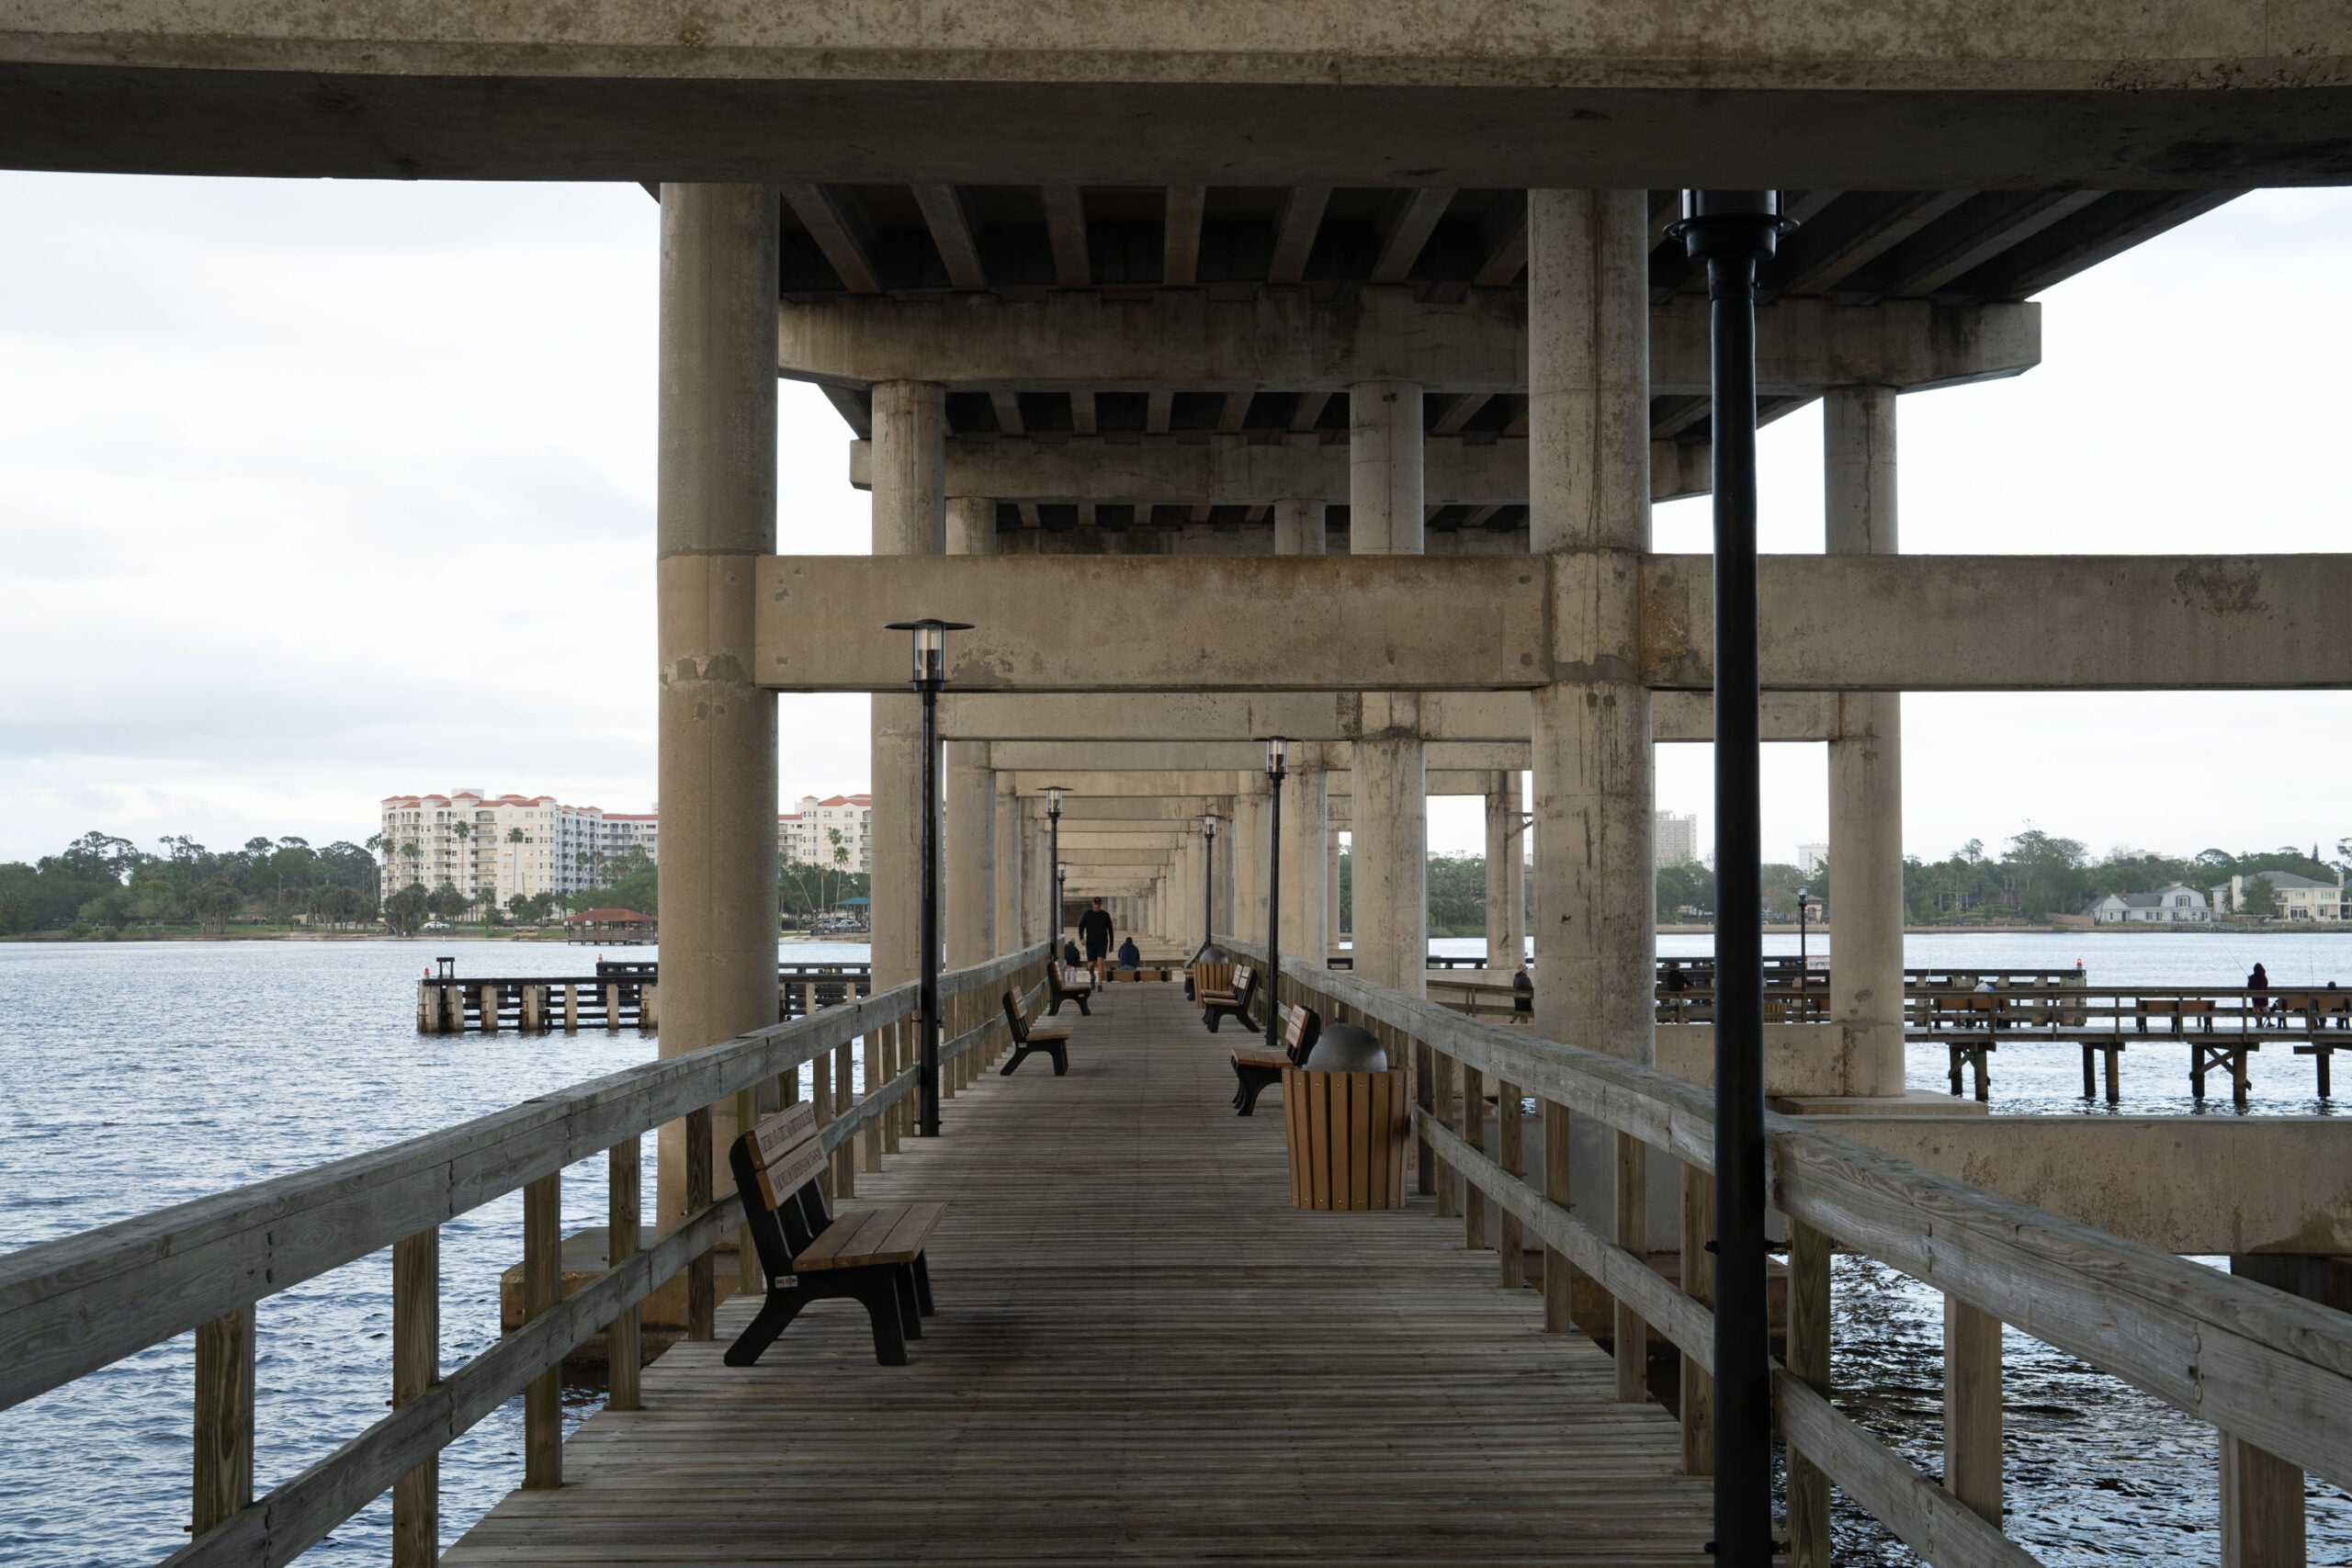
[989,740,1531,773]
[851,434,1713,506]
[940,690,1837,743]
[1826,1117,2352,1258]
[1010,770,1492,797]
[5,14,2339,187]
[784,291,2039,397]
[764,552,2352,694]
[759,554,1545,693]
[1640,552,2352,692]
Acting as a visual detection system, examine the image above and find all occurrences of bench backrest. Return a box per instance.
[730,1102,833,1281]
[1055,964,1092,994]
[1003,987,1038,1042]
[1191,960,1233,998]
[1279,1003,1323,1065]
[1231,966,1256,1002]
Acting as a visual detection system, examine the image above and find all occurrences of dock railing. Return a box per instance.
[0,941,1051,1568]
[1223,936,2352,1567]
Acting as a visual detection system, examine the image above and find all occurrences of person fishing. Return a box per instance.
[2247,962,2275,1022]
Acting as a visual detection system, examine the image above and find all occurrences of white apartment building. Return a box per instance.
[783,794,874,874]
[1797,841,1829,876]
[602,812,660,865]
[1654,811,1699,869]
[379,790,617,910]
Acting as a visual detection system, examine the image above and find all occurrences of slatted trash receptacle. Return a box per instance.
[1281,1066,1408,1210]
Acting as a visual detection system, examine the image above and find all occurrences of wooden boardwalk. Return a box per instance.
[446,984,1709,1565]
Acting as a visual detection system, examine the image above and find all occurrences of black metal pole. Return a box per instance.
[917,676,943,1137]
[1265,772,1284,1051]
[1204,827,1216,949]
[1677,189,1785,1567]
[1047,803,1061,951]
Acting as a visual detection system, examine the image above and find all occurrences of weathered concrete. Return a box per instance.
[1347,374,1429,997]
[1484,772,1526,969]
[784,292,2038,397]
[867,379,946,992]
[653,183,779,1228]
[987,739,1530,773]
[7,12,2344,187]
[1823,1118,2352,1258]
[1281,751,1331,964]
[1528,189,1653,1065]
[763,551,2352,694]
[1231,778,1269,952]
[1824,385,1905,1097]
[936,689,1838,743]
[993,772,1024,956]
[855,434,1713,508]
[943,486,994,968]
[1272,497,1328,556]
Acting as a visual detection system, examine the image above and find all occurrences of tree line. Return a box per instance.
[0,830,381,936]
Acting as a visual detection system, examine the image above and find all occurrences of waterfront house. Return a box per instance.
[2212,871,2349,921]
[2087,884,2211,924]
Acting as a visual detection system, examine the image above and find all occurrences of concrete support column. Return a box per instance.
[1281,756,1330,964]
[654,183,780,1228]
[867,380,946,991]
[1350,376,1428,994]
[1825,385,1907,1098]
[1528,188,1655,1061]
[1232,780,1269,944]
[1485,772,1527,969]
[993,773,1023,953]
[943,496,993,966]
[1329,829,1344,955]
[1273,498,1327,556]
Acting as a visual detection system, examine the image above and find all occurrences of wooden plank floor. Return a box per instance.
[446,984,1710,1565]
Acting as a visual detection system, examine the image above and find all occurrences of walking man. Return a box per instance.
[1079,897,1116,977]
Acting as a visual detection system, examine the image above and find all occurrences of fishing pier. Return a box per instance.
[414,960,874,1035]
[6,6,2352,1566]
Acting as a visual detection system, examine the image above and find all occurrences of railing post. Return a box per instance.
[1944,1296,2002,1526]
[1432,1047,1458,1219]
[1787,1221,1831,1568]
[607,1140,641,1412]
[736,1085,763,1295]
[1679,1162,1714,1475]
[810,1050,835,1201]
[523,1171,562,1488]
[1414,1036,1436,1196]
[1461,1061,1487,1251]
[1613,1132,1648,1403]
[834,1037,858,1195]
[392,1227,439,1566]
[1542,1098,1573,1333]
[191,1303,254,1537]
[2222,1435,2308,1566]
[881,1020,902,1156]
[1497,1078,1525,1289]
[686,1107,715,1341]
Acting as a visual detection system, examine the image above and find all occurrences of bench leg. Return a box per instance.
[1001,1043,1028,1077]
[1046,996,1064,1016]
[912,1254,935,1316]
[856,1274,910,1366]
[1074,994,1090,1016]
[1204,1010,1224,1033]
[892,1264,923,1340]
[1235,1066,1273,1116]
[723,1289,806,1368]
[1050,1043,1069,1076]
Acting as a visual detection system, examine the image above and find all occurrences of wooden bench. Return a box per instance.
[1228,1002,1322,1117]
[1189,960,1235,1003]
[725,1101,943,1368]
[2140,997,2217,1034]
[1001,987,1072,1077]
[1047,964,1094,1017]
[1200,965,1257,1034]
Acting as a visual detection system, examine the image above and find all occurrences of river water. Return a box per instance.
[0,934,2344,1564]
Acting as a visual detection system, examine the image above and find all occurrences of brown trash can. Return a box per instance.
[1281,1066,1409,1210]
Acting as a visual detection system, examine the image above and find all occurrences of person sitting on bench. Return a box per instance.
[725,1103,943,1368]
[1116,935,1141,973]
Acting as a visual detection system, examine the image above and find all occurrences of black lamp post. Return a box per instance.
[1261,738,1288,1052]
[1201,813,1220,951]
[1672,188,1792,1568]
[1056,862,1069,950]
[1041,785,1069,948]
[884,616,971,1139]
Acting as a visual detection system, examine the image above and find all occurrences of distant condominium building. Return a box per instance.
[782,794,874,874]
[1797,841,1828,876]
[379,789,615,910]
[1654,811,1700,869]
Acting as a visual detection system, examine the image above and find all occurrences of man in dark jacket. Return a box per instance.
[1078,897,1116,969]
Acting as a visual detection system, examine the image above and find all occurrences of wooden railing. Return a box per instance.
[1223,937,2352,1568]
[0,942,1051,1568]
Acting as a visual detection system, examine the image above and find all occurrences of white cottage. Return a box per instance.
[2088,884,2211,924]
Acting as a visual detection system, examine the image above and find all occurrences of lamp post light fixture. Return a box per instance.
[1796,883,1814,972]
[1671,187,1795,1568]
[884,617,972,1139]
[1261,738,1289,1054]
[1056,862,1069,949]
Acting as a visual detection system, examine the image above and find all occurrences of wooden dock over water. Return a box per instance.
[445,981,1710,1565]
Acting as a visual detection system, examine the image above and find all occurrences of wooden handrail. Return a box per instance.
[1221,933,2352,1555]
[0,942,1053,1568]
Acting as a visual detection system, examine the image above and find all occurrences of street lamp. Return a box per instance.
[1261,738,1289,1053]
[1671,187,1794,1567]
[1056,862,1069,952]
[1039,784,1071,949]
[1199,813,1220,956]
[884,616,972,1139]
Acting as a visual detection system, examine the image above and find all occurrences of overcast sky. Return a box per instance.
[2,175,2347,869]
